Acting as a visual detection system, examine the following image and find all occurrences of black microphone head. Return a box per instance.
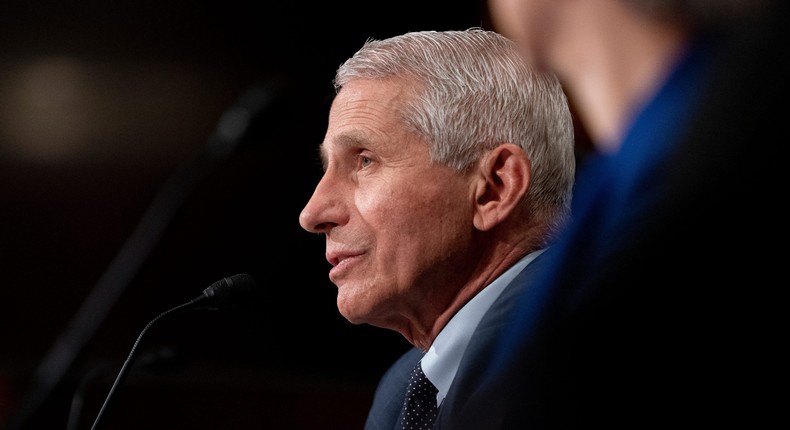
[198,273,260,310]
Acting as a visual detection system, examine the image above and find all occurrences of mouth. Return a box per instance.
[326,250,363,281]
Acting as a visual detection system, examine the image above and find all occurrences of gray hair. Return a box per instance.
[333,28,576,241]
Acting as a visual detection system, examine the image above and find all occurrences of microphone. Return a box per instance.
[188,272,260,311]
[89,273,260,430]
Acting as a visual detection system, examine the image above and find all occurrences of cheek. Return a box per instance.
[358,179,453,226]
[354,186,393,226]
[354,165,472,250]
[355,185,411,231]
[365,182,467,247]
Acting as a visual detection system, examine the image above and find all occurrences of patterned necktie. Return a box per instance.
[398,361,439,429]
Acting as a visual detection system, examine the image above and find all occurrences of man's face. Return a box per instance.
[299,78,476,332]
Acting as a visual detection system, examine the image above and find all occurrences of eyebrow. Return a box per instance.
[318,132,370,171]
[315,144,328,172]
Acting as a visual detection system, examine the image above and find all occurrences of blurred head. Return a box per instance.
[299,28,575,347]
[486,0,774,149]
[487,0,773,71]
[484,0,559,71]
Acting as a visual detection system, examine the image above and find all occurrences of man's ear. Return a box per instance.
[472,143,531,231]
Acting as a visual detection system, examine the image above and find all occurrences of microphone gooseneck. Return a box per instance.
[189,273,260,311]
[89,273,259,430]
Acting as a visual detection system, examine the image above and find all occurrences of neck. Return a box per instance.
[410,227,543,350]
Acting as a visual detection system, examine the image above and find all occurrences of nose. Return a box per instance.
[299,174,345,234]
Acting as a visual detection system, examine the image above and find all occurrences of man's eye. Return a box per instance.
[359,155,372,168]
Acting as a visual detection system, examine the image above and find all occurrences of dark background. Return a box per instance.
[0,1,496,429]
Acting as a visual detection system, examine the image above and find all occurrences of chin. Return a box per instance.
[336,292,364,324]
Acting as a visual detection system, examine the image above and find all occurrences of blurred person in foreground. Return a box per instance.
[438,0,788,428]
[298,28,576,429]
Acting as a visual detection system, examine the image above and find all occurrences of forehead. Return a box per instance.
[329,78,410,129]
[320,78,423,159]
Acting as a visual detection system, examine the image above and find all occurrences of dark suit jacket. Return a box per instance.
[363,251,552,430]
[438,2,789,429]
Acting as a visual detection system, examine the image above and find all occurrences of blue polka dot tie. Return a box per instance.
[398,361,439,430]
